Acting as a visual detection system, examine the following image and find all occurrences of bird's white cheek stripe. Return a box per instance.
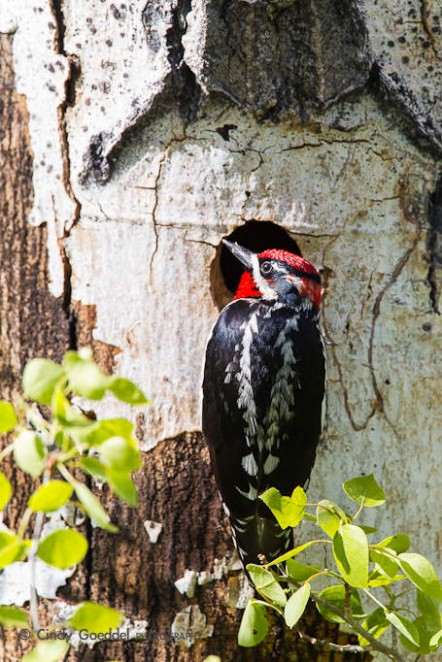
[251,255,277,301]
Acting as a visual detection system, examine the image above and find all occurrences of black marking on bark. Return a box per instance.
[427,173,442,314]
[80,131,111,184]
[48,0,80,347]
[369,61,442,156]
[215,124,238,141]
[166,0,201,121]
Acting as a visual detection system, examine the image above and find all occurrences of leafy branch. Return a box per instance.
[0,349,149,659]
[238,475,442,659]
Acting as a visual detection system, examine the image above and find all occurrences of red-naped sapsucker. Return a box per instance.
[202,240,325,571]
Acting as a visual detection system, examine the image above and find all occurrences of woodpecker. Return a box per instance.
[202,240,325,571]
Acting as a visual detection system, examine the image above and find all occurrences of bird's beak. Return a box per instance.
[222,240,255,270]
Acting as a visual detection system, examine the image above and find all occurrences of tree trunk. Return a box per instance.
[1,1,441,660]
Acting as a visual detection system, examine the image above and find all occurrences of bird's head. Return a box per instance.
[223,239,322,310]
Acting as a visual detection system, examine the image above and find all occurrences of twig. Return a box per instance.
[309,592,404,661]
[283,575,403,660]
[297,629,367,654]
[29,510,44,631]
[344,582,352,621]
[29,470,50,631]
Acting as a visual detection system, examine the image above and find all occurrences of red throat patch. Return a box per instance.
[233,272,261,300]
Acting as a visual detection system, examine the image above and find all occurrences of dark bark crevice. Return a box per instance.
[427,173,442,314]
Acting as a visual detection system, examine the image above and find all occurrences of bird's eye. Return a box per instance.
[260,261,274,276]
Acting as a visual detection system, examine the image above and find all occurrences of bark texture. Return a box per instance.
[0,33,71,659]
[1,1,442,661]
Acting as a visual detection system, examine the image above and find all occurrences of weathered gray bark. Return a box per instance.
[1,1,441,660]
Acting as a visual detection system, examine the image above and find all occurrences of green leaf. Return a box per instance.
[0,532,30,568]
[259,486,306,529]
[79,457,108,481]
[63,351,112,400]
[368,569,406,587]
[286,559,320,582]
[52,387,93,428]
[343,474,385,508]
[68,601,123,633]
[247,564,287,607]
[430,629,442,649]
[106,469,138,506]
[21,641,70,662]
[401,614,442,654]
[99,436,140,472]
[13,431,46,478]
[316,500,347,537]
[375,534,410,554]
[266,539,326,567]
[370,548,399,578]
[386,611,420,647]
[238,600,269,647]
[109,377,149,405]
[0,471,12,510]
[82,418,135,446]
[398,553,442,602]
[0,401,18,433]
[0,605,29,627]
[73,482,118,532]
[284,583,310,628]
[417,591,441,628]
[28,480,73,513]
[37,529,88,569]
[333,524,368,588]
[358,607,389,646]
[316,585,364,624]
[22,359,65,405]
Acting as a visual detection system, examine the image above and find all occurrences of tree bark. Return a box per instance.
[1,1,441,660]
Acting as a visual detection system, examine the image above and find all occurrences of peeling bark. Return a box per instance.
[0,34,70,392]
[0,33,71,660]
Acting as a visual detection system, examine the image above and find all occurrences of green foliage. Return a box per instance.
[0,605,29,628]
[240,475,442,658]
[0,402,18,433]
[237,600,269,647]
[332,524,368,588]
[36,529,88,569]
[0,350,148,660]
[259,485,306,529]
[67,602,123,632]
[342,474,386,508]
[0,471,12,510]
[284,582,310,628]
[28,481,73,513]
[21,641,69,662]
[13,431,46,478]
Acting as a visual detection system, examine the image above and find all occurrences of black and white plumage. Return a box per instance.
[202,240,325,571]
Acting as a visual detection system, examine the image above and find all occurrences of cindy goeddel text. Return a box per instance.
[19,627,147,642]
